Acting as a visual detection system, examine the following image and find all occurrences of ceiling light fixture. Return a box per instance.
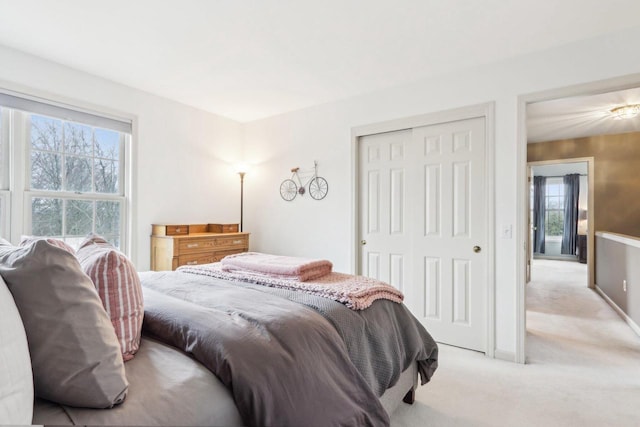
[610,104,640,119]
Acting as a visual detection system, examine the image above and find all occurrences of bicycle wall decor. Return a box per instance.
[279,161,328,201]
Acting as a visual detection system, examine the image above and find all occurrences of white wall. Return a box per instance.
[0,45,244,270]
[243,26,640,356]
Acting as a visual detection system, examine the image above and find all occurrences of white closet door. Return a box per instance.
[359,130,412,294]
[358,117,487,352]
[411,117,486,352]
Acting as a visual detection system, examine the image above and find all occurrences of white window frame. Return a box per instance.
[0,109,10,238]
[1,98,132,255]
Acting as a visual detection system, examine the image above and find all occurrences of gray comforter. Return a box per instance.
[140,271,438,427]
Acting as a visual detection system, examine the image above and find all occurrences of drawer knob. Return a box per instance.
[175,228,181,232]
[233,240,243,244]
[187,243,199,248]
[187,261,198,265]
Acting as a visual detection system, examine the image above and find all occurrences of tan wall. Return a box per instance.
[528,131,640,238]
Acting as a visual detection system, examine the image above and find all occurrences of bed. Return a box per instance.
[1,243,438,426]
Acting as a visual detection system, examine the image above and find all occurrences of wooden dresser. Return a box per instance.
[150,223,249,271]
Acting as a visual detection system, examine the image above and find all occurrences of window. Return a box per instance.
[0,93,131,252]
[544,178,564,238]
[0,108,9,237]
[28,114,124,248]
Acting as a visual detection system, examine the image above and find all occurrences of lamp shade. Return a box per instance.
[577,209,588,235]
[235,163,249,175]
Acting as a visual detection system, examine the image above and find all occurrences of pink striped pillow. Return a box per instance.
[76,235,143,362]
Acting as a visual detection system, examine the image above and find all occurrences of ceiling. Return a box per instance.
[527,87,640,143]
[1,1,640,122]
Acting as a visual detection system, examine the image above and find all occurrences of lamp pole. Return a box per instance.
[239,171,245,232]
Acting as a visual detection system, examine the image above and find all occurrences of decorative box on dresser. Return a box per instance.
[150,223,249,271]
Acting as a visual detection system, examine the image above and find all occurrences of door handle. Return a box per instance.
[473,246,481,253]
[361,240,367,245]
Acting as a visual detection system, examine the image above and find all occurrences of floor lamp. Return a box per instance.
[236,165,247,232]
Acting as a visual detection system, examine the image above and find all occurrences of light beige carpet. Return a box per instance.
[391,259,640,426]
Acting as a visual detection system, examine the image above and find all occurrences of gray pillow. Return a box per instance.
[0,239,128,408]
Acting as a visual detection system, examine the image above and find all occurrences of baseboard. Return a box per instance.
[494,349,516,363]
[595,284,640,337]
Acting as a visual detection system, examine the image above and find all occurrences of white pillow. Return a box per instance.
[0,274,33,424]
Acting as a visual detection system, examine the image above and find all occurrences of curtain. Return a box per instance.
[561,174,580,255]
[533,176,546,254]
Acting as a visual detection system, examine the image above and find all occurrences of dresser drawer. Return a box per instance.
[208,223,239,233]
[152,224,189,236]
[178,238,218,253]
[215,235,249,249]
[178,235,248,253]
[177,235,248,254]
[177,253,217,267]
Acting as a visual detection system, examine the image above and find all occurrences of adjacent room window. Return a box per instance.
[544,177,565,239]
[0,93,132,251]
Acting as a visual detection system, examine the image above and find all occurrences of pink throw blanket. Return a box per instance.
[220,252,332,282]
[178,263,404,311]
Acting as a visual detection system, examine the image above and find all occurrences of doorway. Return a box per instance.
[516,77,640,363]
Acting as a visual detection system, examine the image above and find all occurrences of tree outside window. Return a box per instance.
[29,114,124,248]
